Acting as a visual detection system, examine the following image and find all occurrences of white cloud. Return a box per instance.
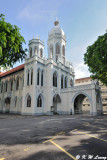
[74,62,91,79]
[17,0,62,24]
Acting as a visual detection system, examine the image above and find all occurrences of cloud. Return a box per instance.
[17,0,62,24]
[74,62,91,79]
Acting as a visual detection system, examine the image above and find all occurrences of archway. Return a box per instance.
[53,94,61,114]
[5,97,11,113]
[73,93,91,114]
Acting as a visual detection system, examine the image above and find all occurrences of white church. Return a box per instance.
[0,19,103,116]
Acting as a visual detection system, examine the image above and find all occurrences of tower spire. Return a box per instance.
[54,17,59,26]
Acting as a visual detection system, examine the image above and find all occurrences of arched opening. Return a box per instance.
[40,48,43,58]
[14,97,17,108]
[37,69,40,85]
[61,75,64,89]
[31,69,33,85]
[41,70,43,86]
[74,94,91,114]
[37,95,42,107]
[65,76,67,88]
[70,79,73,87]
[34,47,38,55]
[1,83,3,93]
[27,95,31,107]
[5,81,8,92]
[56,43,60,62]
[16,77,19,90]
[53,72,57,87]
[56,43,60,54]
[22,76,24,87]
[29,48,32,57]
[11,80,13,91]
[27,71,29,86]
[5,97,11,113]
[53,94,61,114]
[62,45,65,56]
[20,97,23,110]
[50,45,53,57]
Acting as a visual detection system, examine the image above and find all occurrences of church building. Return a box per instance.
[0,20,103,116]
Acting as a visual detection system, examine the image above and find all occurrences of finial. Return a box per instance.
[36,34,38,38]
[54,17,59,26]
[33,35,34,39]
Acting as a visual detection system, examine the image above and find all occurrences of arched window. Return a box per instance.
[56,43,60,54]
[20,97,23,108]
[1,83,3,93]
[37,95,42,107]
[27,95,31,107]
[62,45,65,56]
[41,70,43,86]
[70,79,73,87]
[61,75,64,89]
[53,72,57,87]
[14,97,17,107]
[30,48,32,57]
[5,81,8,92]
[34,47,38,55]
[11,80,13,91]
[31,69,33,85]
[50,45,53,56]
[27,71,29,86]
[16,77,19,90]
[37,69,40,85]
[65,76,67,88]
[40,48,43,58]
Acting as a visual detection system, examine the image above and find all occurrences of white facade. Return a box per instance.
[0,20,102,116]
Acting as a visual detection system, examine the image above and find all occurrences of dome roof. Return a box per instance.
[48,19,65,36]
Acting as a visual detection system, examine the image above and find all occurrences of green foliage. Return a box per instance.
[0,14,27,67]
[84,32,107,86]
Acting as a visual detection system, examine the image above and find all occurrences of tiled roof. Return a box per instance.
[75,77,91,81]
[0,64,24,78]
[0,72,3,75]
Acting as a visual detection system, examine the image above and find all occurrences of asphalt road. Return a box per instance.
[0,114,107,160]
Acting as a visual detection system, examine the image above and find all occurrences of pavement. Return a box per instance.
[0,114,107,160]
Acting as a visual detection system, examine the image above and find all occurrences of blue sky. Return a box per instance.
[1,0,107,78]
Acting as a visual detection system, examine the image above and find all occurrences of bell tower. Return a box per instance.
[28,36,44,58]
[48,19,66,64]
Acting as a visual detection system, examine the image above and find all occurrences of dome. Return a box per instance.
[48,19,65,37]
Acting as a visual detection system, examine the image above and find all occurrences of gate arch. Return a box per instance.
[72,91,92,115]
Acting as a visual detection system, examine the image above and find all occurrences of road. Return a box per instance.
[0,114,107,160]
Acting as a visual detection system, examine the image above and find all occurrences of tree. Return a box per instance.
[84,31,107,86]
[0,14,27,67]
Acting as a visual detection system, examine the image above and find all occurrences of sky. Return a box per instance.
[1,0,107,78]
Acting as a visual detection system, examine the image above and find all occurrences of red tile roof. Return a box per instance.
[75,77,91,81]
[0,64,24,78]
[0,72,3,75]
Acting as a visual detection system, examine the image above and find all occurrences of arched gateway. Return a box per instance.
[61,80,103,116]
[73,92,92,114]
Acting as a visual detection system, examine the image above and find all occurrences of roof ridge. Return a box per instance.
[0,64,24,78]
